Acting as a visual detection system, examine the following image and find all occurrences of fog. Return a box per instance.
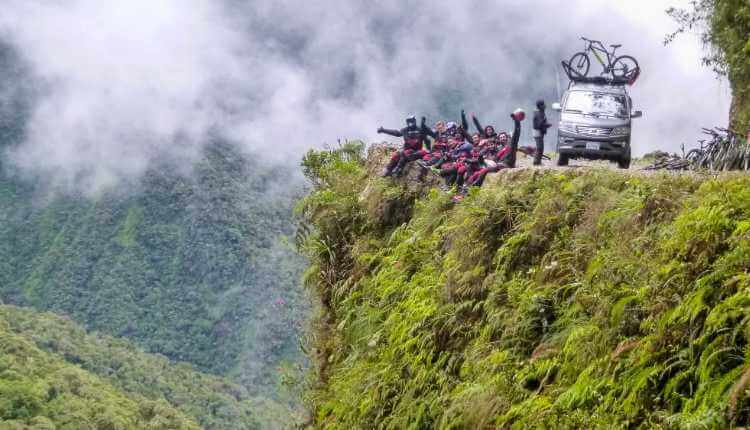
[0,0,729,191]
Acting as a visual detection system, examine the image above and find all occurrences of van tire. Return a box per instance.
[557,154,569,166]
[617,147,632,169]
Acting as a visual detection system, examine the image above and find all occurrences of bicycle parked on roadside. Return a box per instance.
[687,127,750,171]
[567,37,640,82]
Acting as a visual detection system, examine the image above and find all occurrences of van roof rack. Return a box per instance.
[560,61,639,87]
[568,75,631,86]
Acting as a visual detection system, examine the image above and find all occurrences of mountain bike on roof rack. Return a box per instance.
[560,60,630,86]
[567,37,640,82]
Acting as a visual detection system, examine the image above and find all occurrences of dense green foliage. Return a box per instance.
[0,43,308,427]
[0,142,308,426]
[0,304,288,429]
[0,305,206,429]
[299,145,750,428]
[712,0,750,129]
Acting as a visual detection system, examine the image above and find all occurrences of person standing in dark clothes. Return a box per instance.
[532,100,551,166]
[378,115,431,177]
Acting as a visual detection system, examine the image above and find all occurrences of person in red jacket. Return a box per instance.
[455,133,484,188]
[423,115,473,171]
[466,109,525,187]
[437,138,474,188]
[377,115,431,177]
[419,120,452,168]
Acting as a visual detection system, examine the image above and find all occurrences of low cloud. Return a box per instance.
[0,0,729,191]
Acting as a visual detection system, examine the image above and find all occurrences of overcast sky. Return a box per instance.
[0,0,730,192]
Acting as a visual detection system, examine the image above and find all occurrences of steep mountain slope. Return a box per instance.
[0,40,308,427]
[299,144,750,428]
[0,304,264,429]
[0,141,308,406]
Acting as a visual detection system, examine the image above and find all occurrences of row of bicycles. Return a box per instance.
[686,127,750,171]
[645,127,750,171]
[561,37,641,85]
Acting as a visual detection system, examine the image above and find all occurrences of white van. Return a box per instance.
[552,81,642,169]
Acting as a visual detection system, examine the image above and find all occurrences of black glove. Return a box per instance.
[421,116,426,126]
[377,127,384,133]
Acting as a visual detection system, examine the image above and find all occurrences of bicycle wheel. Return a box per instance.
[611,55,639,79]
[685,148,703,166]
[568,52,590,78]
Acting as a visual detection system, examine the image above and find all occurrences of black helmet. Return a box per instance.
[536,99,545,109]
[405,115,417,125]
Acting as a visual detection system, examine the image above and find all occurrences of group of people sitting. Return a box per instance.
[377,101,551,194]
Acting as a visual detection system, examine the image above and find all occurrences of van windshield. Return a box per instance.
[564,91,628,119]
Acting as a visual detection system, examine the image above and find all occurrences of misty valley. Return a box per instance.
[1,0,749,429]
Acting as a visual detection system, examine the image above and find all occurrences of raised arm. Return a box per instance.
[460,126,472,143]
[377,127,403,137]
[421,117,436,138]
[511,118,521,147]
[461,110,469,132]
[472,114,486,137]
[508,114,522,168]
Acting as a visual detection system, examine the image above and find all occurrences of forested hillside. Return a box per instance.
[0,41,309,423]
[0,141,308,402]
[0,304,273,429]
[0,141,310,429]
[299,144,750,428]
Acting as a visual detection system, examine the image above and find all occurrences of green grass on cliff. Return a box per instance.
[299,144,750,429]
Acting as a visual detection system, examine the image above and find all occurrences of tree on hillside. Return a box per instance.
[667,0,750,129]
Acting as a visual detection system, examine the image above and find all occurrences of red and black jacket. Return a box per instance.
[380,126,431,151]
